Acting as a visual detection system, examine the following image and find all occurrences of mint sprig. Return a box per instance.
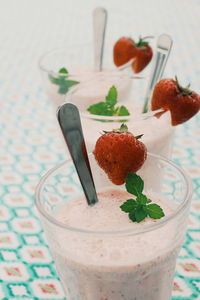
[87,86,130,117]
[120,173,165,223]
[49,67,79,95]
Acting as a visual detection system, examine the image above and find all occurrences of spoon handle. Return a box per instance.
[142,34,173,113]
[57,103,98,206]
[93,7,107,72]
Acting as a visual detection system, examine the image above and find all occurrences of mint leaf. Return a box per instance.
[146,204,165,219]
[136,194,152,205]
[87,86,129,118]
[120,199,137,212]
[49,68,79,95]
[87,102,114,116]
[135,207,147,222]
[57,79,79,94]
[58,85,68,94]
[53,76,66,86]
[59,67,68,74]
[106,86,117,107]
[49,75,59,84]
[129,210,136,222]
[114,105,130,116]
[125,173,144,197]
[65,80,80,89]
[121,172,165,223]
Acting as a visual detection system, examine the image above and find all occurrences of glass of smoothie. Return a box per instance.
[38,44,133,109]
[66,79,175,158]
[35,152,193,300]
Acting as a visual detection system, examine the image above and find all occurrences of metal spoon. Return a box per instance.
[142,34,173,113]
[57,103,98,206]
[93,7,107,72]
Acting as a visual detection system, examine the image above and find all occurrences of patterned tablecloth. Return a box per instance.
[0,0,200,299]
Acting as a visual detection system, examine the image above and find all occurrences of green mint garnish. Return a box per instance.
[114,105,130,116]
[120,173,165,223]
[125,173,144,197]
[120,199,137,212]
[146,203,165,219]
[105,85,117,106]
[87,102,114,116]
[49,67,79,95]
[59,67,68,74]
[87,85,130,117]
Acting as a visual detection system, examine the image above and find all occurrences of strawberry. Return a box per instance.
[113,37,136,67]
[113,36,153,73]
[93,124,147,185]
[151,77,200,125]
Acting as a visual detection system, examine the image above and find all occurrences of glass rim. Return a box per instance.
[38,44,143,79]
[79,108,164,121]
[38,43,92,75]
[35,152,193,236]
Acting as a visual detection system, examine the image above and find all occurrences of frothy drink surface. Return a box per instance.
[56,189,173,231]
[50,189,181,300]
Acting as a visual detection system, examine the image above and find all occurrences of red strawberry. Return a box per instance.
[151,77,200,125]
[113,36,153,73]
[93,124,147,185]
[113,37,136,67]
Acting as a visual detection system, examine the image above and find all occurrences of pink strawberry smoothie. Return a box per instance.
[46,67,132,109]
[47,189,184,300]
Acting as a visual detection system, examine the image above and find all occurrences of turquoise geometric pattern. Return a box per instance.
[0,0,200,299]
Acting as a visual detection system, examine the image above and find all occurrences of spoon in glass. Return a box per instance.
[93,7,108,72]
[57,103,98,206]
[142,34,173,113]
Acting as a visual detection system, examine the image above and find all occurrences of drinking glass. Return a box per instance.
[35,153,193,300]
[38,44,133,109]
[66,80,175,158]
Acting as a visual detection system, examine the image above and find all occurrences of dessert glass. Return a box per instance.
[38,44,133,109]
[35,153,193,300]
[66,79,175,158]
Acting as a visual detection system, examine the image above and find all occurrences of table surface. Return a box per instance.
[0,0,200,299]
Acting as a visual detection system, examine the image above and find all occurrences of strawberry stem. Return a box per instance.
[102,124,128,134]
[135,36,154,47]
[135,134,144,140]
[175,76,192,96]
[119,124,128,133]
[112,124,128,133]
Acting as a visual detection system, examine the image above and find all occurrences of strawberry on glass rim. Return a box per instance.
[93,124,147,185]
[151,76,200,125]
[113,36,153,73]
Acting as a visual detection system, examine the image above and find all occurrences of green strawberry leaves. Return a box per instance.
[135,36,154,48]
[120,173,165,223]
[49,67,79,95]
[175,76,193,96]
[87,85,130,117]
